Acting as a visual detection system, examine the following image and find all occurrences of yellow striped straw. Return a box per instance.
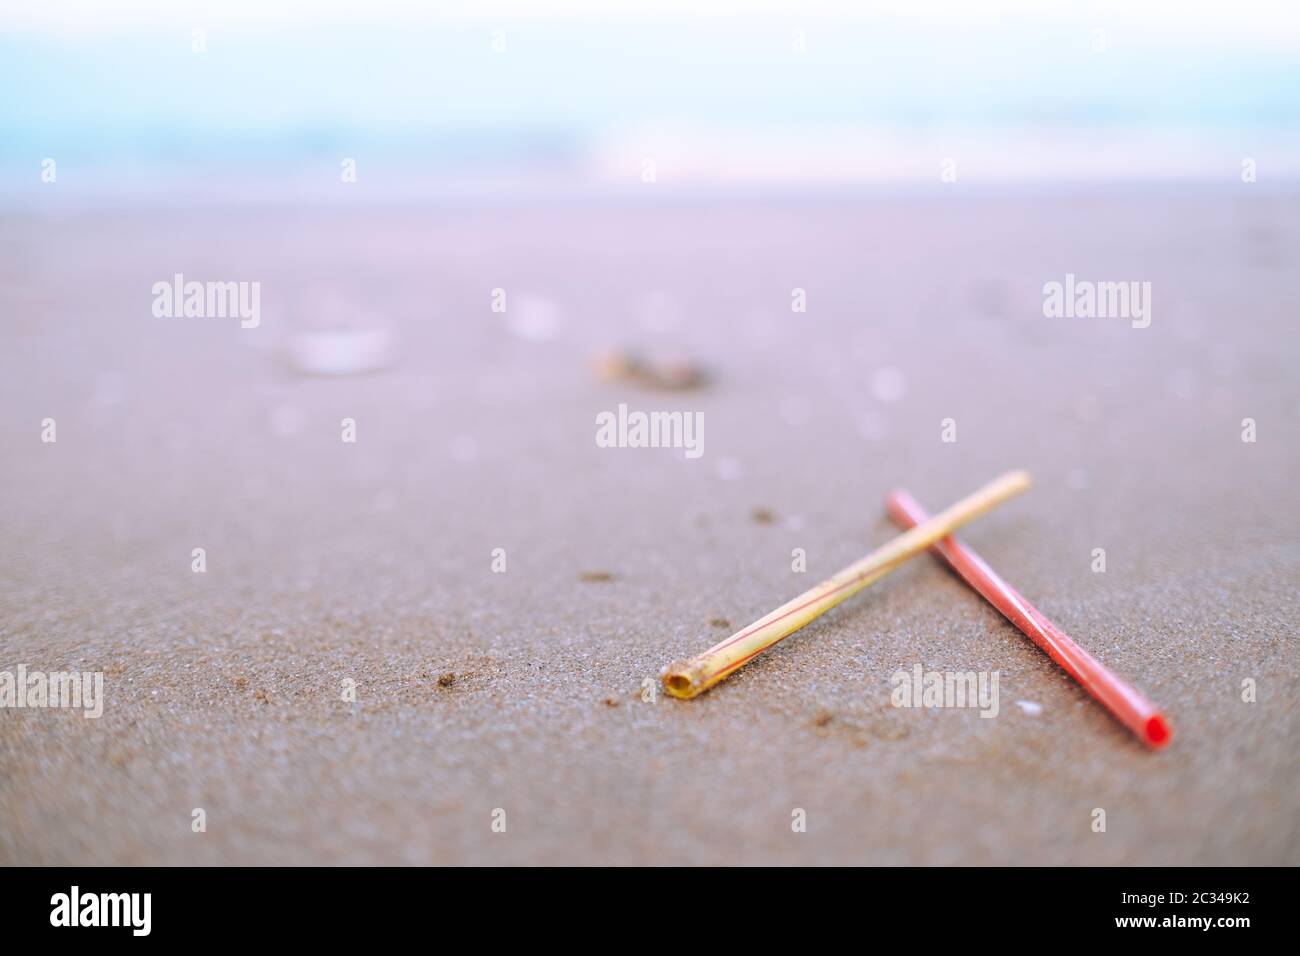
[661,470,1032,699]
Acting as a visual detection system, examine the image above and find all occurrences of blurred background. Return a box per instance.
[4,0,1300,204]
[2,2,1297,865]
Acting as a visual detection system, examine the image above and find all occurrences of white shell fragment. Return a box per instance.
[282,328,396,377]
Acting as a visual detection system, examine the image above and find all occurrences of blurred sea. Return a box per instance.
[3,13,1300,205]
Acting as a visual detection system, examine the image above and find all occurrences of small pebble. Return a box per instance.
[592,348,709,391]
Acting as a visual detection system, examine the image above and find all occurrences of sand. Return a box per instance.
[1,192,1297,864]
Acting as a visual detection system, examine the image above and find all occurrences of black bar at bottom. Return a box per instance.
[0,866,1281,942]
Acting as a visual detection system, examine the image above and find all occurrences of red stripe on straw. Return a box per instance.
[886,489,1172,750]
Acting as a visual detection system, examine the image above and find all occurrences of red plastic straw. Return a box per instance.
[886,489,1172,750]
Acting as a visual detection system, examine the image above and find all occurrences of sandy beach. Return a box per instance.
[1,192,1297,864]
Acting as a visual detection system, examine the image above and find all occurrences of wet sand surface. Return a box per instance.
[1,193,1297,864]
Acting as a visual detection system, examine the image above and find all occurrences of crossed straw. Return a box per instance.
[661,470,1171,750]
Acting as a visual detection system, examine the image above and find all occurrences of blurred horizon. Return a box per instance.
[3,1,1300,205]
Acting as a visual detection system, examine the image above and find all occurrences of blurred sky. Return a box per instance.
[3,1,1300,203]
